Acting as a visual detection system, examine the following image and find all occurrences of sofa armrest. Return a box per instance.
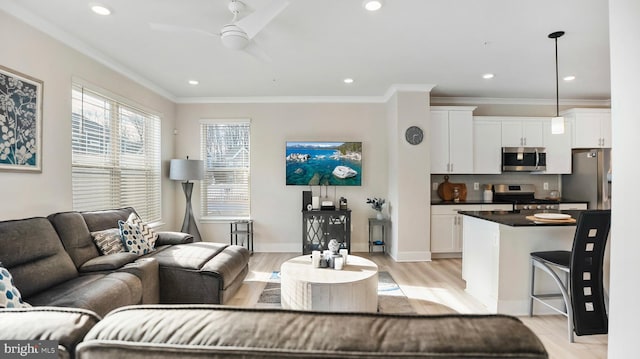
[79,252,139,273]
[117,258,160,304]
[0,306,101,356]
[156,231,194,245]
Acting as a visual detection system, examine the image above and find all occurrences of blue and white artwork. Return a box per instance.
[286,141,362,186]
[0,65,42,172]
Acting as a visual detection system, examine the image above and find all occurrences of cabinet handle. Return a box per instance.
[523,137,527,146]
[450,163,454,172]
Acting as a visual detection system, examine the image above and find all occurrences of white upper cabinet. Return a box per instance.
[430,107,476,174]
[501,118,544,147]
[561,108,611,148]
[542,119,572,174]
[473,119,502,174]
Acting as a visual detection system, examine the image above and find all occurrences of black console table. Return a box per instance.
[302,209,351,254]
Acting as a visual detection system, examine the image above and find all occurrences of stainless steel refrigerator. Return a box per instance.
[562,149,612,209]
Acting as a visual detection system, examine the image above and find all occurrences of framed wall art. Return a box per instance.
[0,65,43,172]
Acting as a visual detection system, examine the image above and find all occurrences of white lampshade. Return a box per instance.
[170,159,204,181]
[551,116,565,134]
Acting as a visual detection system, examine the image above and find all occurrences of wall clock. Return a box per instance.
[405,126,424,145]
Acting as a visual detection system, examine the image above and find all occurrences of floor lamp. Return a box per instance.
[170,157,204,242]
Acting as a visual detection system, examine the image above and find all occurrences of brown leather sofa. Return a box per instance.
[48,207,250,304]
[75,305,549,359]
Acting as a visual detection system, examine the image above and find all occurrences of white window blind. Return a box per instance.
[71,84,161,222]
[201,120,250,219]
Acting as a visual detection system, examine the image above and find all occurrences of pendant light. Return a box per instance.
[549,31,565,134]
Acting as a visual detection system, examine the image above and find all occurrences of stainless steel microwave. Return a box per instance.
[502,147,546,172]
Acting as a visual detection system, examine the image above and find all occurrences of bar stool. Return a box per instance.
[529,210,611,342]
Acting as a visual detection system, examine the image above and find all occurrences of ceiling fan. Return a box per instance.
[149,0,289,61]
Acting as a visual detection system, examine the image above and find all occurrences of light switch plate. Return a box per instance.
[473,182,479,190]
[432,182,438,191]
[543,182,549,190]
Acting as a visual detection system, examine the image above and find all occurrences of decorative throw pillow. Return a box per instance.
[126,212,158,248]
[0,266,31,309]
[91,228,125,255]
[118,220,153,255]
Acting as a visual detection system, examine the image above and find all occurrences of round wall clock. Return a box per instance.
[405,126,424,145]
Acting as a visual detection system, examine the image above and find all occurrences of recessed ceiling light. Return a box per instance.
[91,4,111,16]
[188,80,199,85]
[343,78,354,84]
[363,1,383,11]
[563,75,576,81]
[482,73,495,79]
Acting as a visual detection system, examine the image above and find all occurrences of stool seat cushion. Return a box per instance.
[531,250,570,268]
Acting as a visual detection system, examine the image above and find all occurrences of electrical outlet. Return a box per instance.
[543,182,549,190]
[432,182,438,191]
[473,182,479,190]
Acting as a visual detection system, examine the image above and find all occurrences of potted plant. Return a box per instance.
[366,197,386,220]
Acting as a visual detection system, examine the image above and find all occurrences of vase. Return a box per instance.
[376,212,384,220]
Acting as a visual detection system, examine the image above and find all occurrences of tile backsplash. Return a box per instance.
[430,173,561,201]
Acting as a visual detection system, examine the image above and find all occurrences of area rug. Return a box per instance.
[256,271,415,314]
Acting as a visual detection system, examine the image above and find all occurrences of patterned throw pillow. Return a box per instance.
[126,212,158,248]
[0,266,31,308]
[91,228,125,255]
[118,220,153,255]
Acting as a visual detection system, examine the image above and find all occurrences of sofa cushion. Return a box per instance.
[0,217,78,298]
[79,252,140,273]
[127,212,158,248]
[201,245,251,290]
[82,207,136,232]
[118,220,154,255]
[91,228,125,255]
[48,211,101,268]
[26,272,143,317]
[0,266,30,308]
[78,306,548,359]
[0,306,101,358]
[150,243,227,270]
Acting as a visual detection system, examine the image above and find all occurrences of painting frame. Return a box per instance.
[0,65,43,172]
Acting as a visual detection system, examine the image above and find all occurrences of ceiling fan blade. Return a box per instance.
[243,41,272,63]
[149,22,218,37]
[236,0,289,40]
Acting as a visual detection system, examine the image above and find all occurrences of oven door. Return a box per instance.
[502,147,546,172]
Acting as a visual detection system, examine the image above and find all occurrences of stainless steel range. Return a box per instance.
[493,184,559,210]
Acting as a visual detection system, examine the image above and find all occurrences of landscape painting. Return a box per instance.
[286,141,362,186]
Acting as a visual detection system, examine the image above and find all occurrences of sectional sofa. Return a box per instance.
[0,208,548,359]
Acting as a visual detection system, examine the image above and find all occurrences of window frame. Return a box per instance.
[200,119,251,221]
[71,82,162,224]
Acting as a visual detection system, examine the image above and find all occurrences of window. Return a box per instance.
[71,84,161,222]
[201,120,250,219]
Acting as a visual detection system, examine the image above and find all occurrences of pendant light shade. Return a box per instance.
[549,31,565,134]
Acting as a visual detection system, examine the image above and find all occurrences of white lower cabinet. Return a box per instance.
[431,204,510,254]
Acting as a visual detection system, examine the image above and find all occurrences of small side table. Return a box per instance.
[368,218,389,254]
[230,220,253,254]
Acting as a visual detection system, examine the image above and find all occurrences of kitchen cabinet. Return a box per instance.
[561,108,611,148]
[431,203,511,255]
[542,119,572,174]
[473,119,502,174]
[430,107,476,174]
[501,118,544,147]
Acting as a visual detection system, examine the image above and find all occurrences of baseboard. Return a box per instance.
[391,250,432,262]
[253,243,300,253]
[431,252,462,259]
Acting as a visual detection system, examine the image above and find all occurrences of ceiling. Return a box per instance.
[0,0,611,102]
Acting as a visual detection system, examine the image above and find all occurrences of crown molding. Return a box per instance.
[431,96,611,107]
[382,84,437,102]
[0,2,177,102]
[175,96,387,104]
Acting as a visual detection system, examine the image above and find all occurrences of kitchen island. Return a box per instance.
[460,210,580,315]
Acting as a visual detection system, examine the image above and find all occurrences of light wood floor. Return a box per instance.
[227,252,608,359]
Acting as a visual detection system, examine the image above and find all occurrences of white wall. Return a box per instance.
[608,0,640,356]
[175,102,388,252]
[0,11,177,226]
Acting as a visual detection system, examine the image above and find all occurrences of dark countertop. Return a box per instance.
[431,198,589,205]
[431,200,512,205]
[458,210,583,227]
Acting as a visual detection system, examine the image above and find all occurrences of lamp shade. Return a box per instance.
[170,159,204,181]
[551,116,565,134]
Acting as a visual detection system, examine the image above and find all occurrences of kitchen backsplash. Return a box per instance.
[430,173,561,201]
